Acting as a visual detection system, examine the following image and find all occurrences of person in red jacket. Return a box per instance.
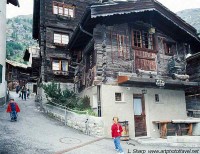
[6,98,20,121]
[111,117,124,154]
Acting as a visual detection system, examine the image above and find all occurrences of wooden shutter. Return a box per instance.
[135,50,156,71]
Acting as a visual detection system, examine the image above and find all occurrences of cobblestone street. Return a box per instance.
[0,92,200,154]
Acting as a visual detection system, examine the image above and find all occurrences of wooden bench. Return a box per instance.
[152,121,171,138]
[153,119,200,138]
[171,119,200,136]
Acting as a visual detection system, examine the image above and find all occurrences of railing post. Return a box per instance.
[65,107,67,126]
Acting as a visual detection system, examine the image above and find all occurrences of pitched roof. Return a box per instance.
[67,0,200,51]
[6,59,31,69]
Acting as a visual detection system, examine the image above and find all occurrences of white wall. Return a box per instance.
[100,84,187,138]
[0,0,7,103]
[146,89,187,137]
[79,86,98,110]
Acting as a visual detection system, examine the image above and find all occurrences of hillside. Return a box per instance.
[6,15,37,63]
[177,8,200,33]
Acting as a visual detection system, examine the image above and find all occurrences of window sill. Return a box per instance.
[52,70,68,76]
[115,101,126,103]
[54,43,67,47]
[55,14,74,20]
[165,53,173,56]
[132,46,157,53]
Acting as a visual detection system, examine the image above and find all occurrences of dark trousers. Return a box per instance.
[22,92,26,100]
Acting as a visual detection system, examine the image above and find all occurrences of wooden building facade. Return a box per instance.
[67,0,200,138]
[32,0,98,84]
[186,53,200,117]
[6,59,31,89]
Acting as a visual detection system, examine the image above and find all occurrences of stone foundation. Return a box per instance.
[43,104,104,137]
[0,96,6,106]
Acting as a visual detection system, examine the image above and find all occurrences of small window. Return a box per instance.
[155,94,159,102]
[132,30,142,48]
[52,59,68,72]
[134,98,142,115]
[52,60,60,71]
[132,29,154,50]
[155,94,163,104]
[53,1,75,18]
[164,43,175,55]
[54,33,69,45]
[115,93,122,101]
[53,5,58,14]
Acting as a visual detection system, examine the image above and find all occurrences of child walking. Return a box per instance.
[6,98,20,121]
[111,117,124,154]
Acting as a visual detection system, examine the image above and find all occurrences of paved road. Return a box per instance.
[0,92,128,154]
[0,92,96,154]
[1,92,200,154]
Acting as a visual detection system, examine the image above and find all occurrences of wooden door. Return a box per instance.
[134,94,147,137]
[33,85,37,94]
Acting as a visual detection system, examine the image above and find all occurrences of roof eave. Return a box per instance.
[7,0,20,7]
[67,8,92,51]
[32,0,40,40]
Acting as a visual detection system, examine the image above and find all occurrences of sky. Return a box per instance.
[6,0,200,18]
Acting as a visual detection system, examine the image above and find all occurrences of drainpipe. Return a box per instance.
[79,24,93,37]
[97,85,101,117]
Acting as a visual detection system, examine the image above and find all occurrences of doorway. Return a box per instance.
[133,94,147,137]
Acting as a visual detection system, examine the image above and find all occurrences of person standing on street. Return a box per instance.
[21,86,27,101]
[6,98,20,121]
[111,117,124,154]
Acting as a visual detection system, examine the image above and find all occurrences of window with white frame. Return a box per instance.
[52,59,68,72]
[54,33,69,45]
[115,93,123,102]
[53,1,75,18]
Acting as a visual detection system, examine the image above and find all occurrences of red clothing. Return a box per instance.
[111,123,123,138]
[6,102,20,113]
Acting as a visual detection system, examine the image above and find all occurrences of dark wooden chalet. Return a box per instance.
[32,0,98,83]
[6,47,40,87]
[6,59,31,88]
[186,53,200,117]
[66,0,200,138]
[67,0,200,91]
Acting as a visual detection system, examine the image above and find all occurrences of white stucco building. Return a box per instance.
[0,0,19,105]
